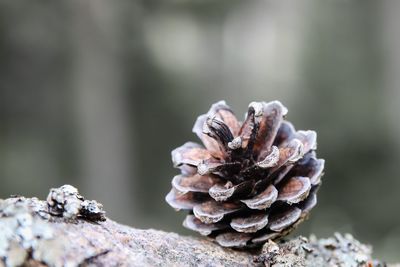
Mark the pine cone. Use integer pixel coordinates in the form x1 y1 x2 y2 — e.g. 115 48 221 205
166 101 324 248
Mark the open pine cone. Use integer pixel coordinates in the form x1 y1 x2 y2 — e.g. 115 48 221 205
166 101 324 248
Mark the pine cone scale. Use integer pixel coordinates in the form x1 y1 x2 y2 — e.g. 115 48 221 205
268 206 302 232
251 101 288 155
276 176 311 204
193 201 243 224
241 184 278 210
183 215 228 236
298 189 317 212
209 180 254 202
166 189 209 211
171 142 212 167
172 174 221 193
230 213 269 233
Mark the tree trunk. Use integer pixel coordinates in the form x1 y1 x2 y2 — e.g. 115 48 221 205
0 185 391 267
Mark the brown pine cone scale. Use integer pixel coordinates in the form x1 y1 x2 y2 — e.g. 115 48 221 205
166 100 324 248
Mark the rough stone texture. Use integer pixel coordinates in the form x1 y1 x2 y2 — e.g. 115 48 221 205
0 185 393 267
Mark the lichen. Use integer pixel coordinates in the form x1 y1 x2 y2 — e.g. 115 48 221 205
255 234 385 267
0 197 61 267
47 185 105 221
0 185 106 267
80 200 106 222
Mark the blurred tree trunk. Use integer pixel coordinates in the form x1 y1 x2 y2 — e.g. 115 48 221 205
68 0 136 223
382 0 400 137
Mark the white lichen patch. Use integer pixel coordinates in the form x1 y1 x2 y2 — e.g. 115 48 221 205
0 185 106 267
47 185 105 221
256 234 376 267
47 185 84 219
0 198 61 267
4 242 27 267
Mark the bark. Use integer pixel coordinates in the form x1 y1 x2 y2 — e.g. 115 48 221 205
0 185 390 267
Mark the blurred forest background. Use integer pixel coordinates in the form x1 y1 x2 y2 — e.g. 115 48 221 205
0 0 399 262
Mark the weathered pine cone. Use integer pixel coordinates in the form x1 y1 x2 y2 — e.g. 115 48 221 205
166 101 324 248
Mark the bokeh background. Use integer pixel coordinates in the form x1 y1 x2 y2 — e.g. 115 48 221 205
0 0 399 262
